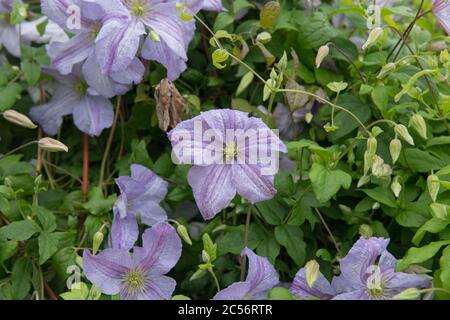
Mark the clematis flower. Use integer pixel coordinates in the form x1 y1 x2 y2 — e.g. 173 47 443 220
432 0 450 35
94 0 197 80
201 0 226 11
168 109 287 220
29 67 114 136
83 222 181 300
290 237 431 300
42 0 143 97
213 248 279 300
113 164 169 226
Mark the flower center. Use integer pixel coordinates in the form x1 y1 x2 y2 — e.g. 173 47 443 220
223 142 238 159
89 23 101 40
74 81 88 96
123 270 146 294
130 0 147 17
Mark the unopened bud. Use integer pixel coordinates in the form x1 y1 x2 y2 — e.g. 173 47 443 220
202 250 211 263
394 124 414 146
389 138 402 164
440 49 449 64
427 174 440 202
372 202 380 210
305 112 313 124
190 269 206 281
430 203 448 220
92 231 104 255
366 137 378 156
391 176 402 198
359 224 373 239
377 63 396 79
409 114 427 139
177 224 192 245
305 260 320 288
148 30 160 42
364 151 375 175
256 31 272 44
393 288 420 300
315 45 329 68
3 110 37 129
38 138 69 152
362 27 384 50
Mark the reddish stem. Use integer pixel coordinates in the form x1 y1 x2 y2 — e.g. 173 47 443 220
44 282 58 300
82 134 89 200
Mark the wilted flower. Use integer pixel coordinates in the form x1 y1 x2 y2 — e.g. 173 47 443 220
213 248 279 300
114 164 168 225
3 109 37 129
168 109 287 220
38 137 69 152
29 67 114 136
42 0 142 97
432 0 450 35
315 45 329 68
84 222 181 300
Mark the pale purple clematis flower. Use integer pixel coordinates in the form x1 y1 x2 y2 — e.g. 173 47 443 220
432 0 450 35
94 0 197 81
214 248 279 300
84 222 181 300
201 0 226 11
0 0 21 56
113 164 168 226
42 0 143 97
29 67 114 136
168 109 287 220
290 237 431 300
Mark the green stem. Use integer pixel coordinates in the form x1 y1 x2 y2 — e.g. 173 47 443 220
240 205 252 281
209 269 221 292
0 141 38 159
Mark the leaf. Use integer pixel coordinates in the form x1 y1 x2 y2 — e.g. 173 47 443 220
213 12 234 31
260 1 280 29
212 49 229 69
412 218 450 246
371 86 392 114
21 60 41 86
440 246 450 291
154 79 185 131
60 282 89 300
0 220 40 241
0 83 22 111
82 187 116 216
236 71 254 96
37 207 57 232
256 237 280 264
397 240 450 271
0 240 18 263
11 257 33 299
284 80 309 111
275 225 306 266
309 163 352 203
38 232 59 265
401 149 447 172
362 187 397 208
255 198 288 225
327 81 348 93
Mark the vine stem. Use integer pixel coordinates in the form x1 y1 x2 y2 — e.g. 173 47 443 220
209 269 221 292
0 141 38 159
240 205 252 281
36 83 46 174
82 134 89 201
314 208 340 254
99 96 122 189
327 42 367 83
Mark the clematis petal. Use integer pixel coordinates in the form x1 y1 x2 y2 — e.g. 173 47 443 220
110 58 145 85
96 18 145 74
130 164 168 201
41 0 95 31
1 25 21 57
234 164 276 204
111 212 139 251
332 290 367 300
385 272 431 292
202 0 226 11
72 95 114 136
187 165 236 220
134 222 182 275
243 248 279 298
29 84 77 135
48 32 94 75
136 275 176 300
213 282 252 300
83 248 132 295
291 267 337 300
379 250 397 271
432 0 450 35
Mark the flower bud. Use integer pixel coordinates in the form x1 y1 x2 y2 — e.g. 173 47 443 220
362 27 384 50
389 138 402 164
305 112 313 124
256 31 272 44
372 202 380 210
440 49 449 64
3 110 37 129
357 175 370 188
393 288 420 300
391 176 402 198
364 151 374 175
371 126 384 137
38 138 69 152
359 224 373 239
377 62 396 79
427 174 440 202
305 260 320 288
148 30 160 42
366 137 378 156
177 224 192 245
430 203 448 220
92 231 104 255
409 113 427 139
201 250 211 263
315 45 329 68
394 124 414 146
190 269 206 281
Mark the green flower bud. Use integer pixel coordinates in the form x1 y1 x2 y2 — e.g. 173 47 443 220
430 203 448 220
372 202 380 210
315 45 329 68
366 137 378 156
359 224 373 239
305 260 320 288
177 224 192 245
92 231 104 255
305 112 313 124
440 49 449 64
409 113 427 139
364 151 375 175
3 110 37 129
190 269 206 281
362 27 384 50
357 175 370 188
389 138 402 164
201 250 211 263
371 126 384 137
427 174 440 202
256 31 272 44
391 176 402 198
377 62 396 79
394 124 414 146
393 288 420 300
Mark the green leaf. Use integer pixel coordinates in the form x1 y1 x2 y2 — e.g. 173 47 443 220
260 1 280 29
38 232 59 265
10 2 28 24
255 198 288 225
60 282 89 300
11 257 33 299
213 12 234 31
310 163 352 203
256 237 280 264
37 207 57 232
401 149 447 172
275 225 306 266
0 220 40 241
0 240 18 263
21 60 41 86
412 218 450 246
236 71 254 96
82 187 116 216
397 240 450 271
371 86 392 114
440 246 450 291
362 187 397 208
0 83 22 111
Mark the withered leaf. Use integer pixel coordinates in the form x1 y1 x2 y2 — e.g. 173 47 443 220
154 79 185 131
284 80 309 111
